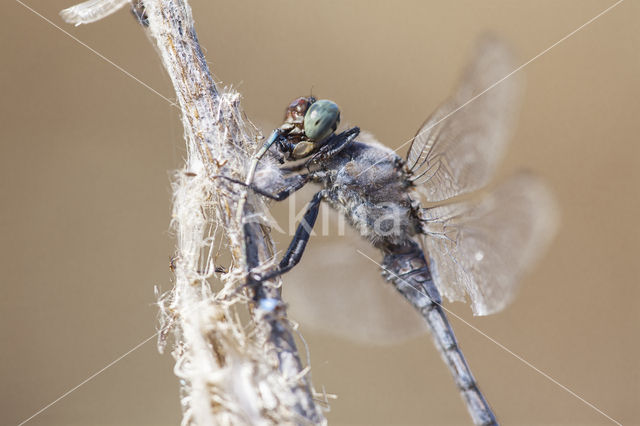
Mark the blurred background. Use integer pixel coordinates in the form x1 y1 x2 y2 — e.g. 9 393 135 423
1 1 638 424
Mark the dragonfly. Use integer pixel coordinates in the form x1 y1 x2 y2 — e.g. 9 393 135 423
223 38 558 425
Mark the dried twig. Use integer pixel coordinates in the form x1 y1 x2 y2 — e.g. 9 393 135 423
61 1 324 424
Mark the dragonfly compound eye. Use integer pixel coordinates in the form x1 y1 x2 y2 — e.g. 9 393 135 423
303 99 340 142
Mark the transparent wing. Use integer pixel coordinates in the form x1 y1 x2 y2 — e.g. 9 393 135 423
60 0 130 26
421 173 559 316
284 239 429 345
406 36 521 202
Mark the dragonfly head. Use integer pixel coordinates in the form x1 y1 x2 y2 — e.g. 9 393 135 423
277 97 341 160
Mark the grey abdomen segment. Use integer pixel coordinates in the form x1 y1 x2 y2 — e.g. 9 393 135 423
380 241 498 426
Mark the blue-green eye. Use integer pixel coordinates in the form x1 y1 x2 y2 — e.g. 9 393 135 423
303 100 340 142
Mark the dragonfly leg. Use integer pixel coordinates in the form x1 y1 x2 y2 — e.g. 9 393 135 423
214 173 309 201
251 190 325 282
304 127 360 167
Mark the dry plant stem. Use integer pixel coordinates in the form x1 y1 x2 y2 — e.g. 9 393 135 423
52 0 328 424
140 1 323 424
59 0 321 421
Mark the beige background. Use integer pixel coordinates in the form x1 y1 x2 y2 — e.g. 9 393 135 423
1 1 638 425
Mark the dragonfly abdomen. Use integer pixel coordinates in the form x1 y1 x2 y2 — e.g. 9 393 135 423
380 240 498 426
